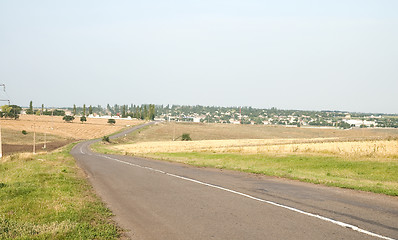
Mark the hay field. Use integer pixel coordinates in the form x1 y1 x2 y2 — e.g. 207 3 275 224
1 115 143 141
112 138 398 159
113 122 398 159
124 122 398 142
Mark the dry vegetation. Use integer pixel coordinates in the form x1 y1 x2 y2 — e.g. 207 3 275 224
1 115 143 141
113 138 398 159
124 122 398 142
0 115 143 155
113 122 398 159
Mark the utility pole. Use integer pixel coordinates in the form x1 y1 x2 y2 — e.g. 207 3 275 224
173 124 176 141
0 84 10 159
33 122 36 154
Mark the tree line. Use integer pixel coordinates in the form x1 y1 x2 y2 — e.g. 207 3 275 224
68 104 156 120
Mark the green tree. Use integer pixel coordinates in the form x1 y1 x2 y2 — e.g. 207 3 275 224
143 105 148 120
26 101 33 114
63 115 75 123
122 105 126 118
83 104 86 116
80 116 87 123
102 136 110 142
73 104 76 116
41 104 44 115
89 105 93 115
107 119 116 125
1 105 21 119
149 104 156 120
181 133 192 141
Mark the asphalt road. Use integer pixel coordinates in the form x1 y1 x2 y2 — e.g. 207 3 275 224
71 123 398 240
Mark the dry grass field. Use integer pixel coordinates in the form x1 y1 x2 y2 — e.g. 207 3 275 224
113 138 398 159
0 115 143 155
123 122 398 142
111 122 398 159
2 115 143 140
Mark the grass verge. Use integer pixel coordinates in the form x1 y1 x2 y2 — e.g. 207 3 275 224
146 152 398 196
0 144 121 239
93 139 398 196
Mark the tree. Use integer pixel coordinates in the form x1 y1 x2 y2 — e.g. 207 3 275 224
107 119 116 125
83 104 86 116
148 104 155 120
80 116 87 123
1 105 21 119
26 101 33 114
181 133 192 141
107 104 112 115
89 105 93 115
102 136 110 142
41 104 44 115
73 104 76 116
122 105 126 118
63 115 75 123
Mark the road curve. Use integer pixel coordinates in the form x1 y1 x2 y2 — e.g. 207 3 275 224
71 123 398 240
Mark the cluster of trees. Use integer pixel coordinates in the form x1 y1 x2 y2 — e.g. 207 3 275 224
67 103 156 121
0 105 21 119
105 104 156 120
26 101 65 116
376 118 398 128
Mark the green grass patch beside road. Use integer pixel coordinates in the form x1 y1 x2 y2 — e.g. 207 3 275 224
145 152 398 196
0 144 120 239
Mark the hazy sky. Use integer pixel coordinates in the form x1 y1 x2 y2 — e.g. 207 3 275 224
1 1 397 113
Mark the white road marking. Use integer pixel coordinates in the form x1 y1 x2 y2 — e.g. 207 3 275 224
97 154 395 240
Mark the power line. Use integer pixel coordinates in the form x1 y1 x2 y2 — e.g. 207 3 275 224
0 83 10 158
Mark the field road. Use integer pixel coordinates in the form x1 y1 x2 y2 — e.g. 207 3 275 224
71 123 398 240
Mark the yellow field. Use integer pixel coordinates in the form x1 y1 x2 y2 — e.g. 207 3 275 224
124 122 398 142
1 115 143 140
112 138 398 159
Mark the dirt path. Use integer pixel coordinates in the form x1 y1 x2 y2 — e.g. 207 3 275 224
3 139 76 155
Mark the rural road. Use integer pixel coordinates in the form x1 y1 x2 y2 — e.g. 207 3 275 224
71 122 398 240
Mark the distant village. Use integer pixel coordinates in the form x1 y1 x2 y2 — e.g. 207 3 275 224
15 103 398 129
154 105 398 129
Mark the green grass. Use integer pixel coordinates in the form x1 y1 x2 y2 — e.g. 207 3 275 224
2 128 67 145
91 139 398 196
145 152 398 196
0 144 121 239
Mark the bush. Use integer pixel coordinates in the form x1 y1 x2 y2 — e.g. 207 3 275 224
181 133 192 141
80 116 87 123
102 136 110 143
63 115 75 123
107 119 116 125
22 130 28 135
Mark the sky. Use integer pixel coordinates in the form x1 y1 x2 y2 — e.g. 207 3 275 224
1 0 397 114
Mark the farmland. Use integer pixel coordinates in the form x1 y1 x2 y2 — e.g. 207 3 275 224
0 115 145 238
100 122 398 195
0 115 143 155
117 121 398 142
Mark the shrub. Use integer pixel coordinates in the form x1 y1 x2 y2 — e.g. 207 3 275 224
107 119 116 125
102 136 110 143
181 133 192 141
80 116 87 123
22 130 28 135
63 115 75 123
